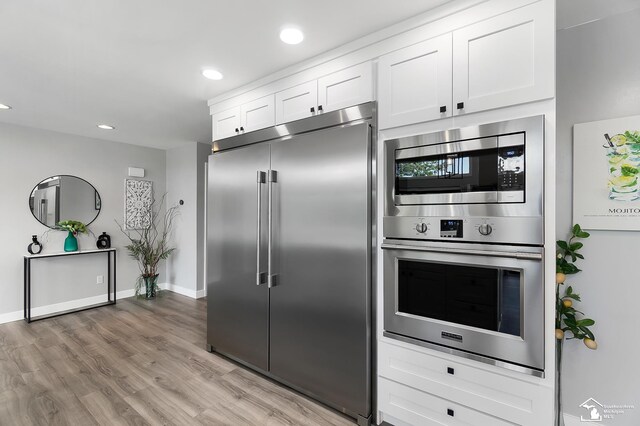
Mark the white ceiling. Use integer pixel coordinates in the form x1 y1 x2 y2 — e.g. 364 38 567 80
0 0 450 150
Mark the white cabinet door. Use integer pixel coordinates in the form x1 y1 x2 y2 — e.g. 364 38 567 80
275 81 318 124
378 33 452 129
212 106 241 141
317 62 373 113
240 94 275 133
452 0 553 115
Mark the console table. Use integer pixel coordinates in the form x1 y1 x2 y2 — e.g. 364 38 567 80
24 248 116 323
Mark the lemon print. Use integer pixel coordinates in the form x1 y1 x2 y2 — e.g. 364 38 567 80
609 175 637 187
611 134 627 146
608 155 626 164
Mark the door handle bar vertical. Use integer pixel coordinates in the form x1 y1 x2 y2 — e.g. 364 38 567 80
268 169 278 288
256 171 266 285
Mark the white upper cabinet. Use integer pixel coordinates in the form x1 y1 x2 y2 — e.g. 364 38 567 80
275 81 318 124
240 94 275 133
377 1 553 128
317 62 373 113
378 34 453 129
452 1 553 115
212 106 241 141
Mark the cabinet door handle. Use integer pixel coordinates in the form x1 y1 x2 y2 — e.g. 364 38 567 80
235 128 239 133
456 102 464 110
447 409 454 417
318 105 323 112
310 106 315 113
240 126 244 132
440 105 447 113
447 367 455 375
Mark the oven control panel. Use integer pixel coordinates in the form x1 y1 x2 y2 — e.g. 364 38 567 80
384 216 543 245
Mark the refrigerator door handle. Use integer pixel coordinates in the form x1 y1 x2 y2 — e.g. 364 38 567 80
268 169 278 288
256 171 267 285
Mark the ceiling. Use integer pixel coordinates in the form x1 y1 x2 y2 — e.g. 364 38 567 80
0 0 450 150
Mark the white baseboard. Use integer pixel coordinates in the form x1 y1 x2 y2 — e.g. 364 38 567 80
0 289 136 325
159 283 206 299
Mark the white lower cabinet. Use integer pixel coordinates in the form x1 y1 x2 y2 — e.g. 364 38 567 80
378 341 550 425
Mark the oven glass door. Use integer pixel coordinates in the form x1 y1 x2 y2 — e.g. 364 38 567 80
383 243 544 371
398 260 521 337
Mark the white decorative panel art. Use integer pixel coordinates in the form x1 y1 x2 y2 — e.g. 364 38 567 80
124 179 153 229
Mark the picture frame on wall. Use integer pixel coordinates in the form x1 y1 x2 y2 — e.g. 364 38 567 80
124 179 153 230
573 114 640 231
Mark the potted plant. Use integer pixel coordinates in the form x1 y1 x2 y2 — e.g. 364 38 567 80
57 220 88 252
117 195 179 299
555 224 598 426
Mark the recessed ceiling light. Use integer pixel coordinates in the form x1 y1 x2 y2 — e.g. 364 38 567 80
0 103 12 110
202 69 224 80
97 124 115 130
280 28 304 45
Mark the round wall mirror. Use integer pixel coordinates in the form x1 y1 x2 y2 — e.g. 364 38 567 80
29 175 101 228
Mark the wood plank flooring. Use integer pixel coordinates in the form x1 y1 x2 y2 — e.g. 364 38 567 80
0 292 354 425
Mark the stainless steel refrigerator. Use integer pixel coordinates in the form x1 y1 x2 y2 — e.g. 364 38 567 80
206 102 374 425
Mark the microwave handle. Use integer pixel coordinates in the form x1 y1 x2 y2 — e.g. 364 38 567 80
395 136 497 161
381 243 542 260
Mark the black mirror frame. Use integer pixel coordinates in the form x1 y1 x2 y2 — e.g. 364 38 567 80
28 174 102 229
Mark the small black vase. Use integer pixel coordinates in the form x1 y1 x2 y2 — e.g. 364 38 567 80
97 232 111 249
27 235 42 255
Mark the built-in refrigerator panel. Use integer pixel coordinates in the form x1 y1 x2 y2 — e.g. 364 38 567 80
207 142 270 371
268 122 372 417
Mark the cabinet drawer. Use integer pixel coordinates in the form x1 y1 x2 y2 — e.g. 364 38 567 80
379 377 515 426
379 341 547 425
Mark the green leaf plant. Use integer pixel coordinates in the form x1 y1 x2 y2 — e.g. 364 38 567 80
116 194 179 297
556 224 598 350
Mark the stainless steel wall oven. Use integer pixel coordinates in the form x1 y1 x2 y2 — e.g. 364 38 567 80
382 116 545 376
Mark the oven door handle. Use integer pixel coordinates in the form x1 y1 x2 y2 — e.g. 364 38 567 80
381 243 542 260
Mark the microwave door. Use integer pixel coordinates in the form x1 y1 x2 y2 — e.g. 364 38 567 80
394 137 499 205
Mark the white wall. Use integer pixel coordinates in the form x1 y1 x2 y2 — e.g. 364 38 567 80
165 142 210 298
557 4 640 425
0 122 166 321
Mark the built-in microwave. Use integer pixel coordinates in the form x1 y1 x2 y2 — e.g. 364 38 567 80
384 116 544 245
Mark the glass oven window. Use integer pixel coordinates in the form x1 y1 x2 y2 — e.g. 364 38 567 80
397 260 521 337
395 148 498 195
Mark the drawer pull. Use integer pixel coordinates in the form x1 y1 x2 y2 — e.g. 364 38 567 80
440 105 447 113
447 367 455 375
457 102 464 110
447 408 455 417
310 106 315 113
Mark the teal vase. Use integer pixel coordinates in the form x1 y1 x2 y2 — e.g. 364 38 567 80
143 274 159 299
64 231 78 252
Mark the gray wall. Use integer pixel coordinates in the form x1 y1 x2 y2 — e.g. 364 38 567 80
557 4 640 424
165 142 210 295
0 122 166 315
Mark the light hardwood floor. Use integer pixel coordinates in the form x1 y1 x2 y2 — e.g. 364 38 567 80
0 292 354 425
